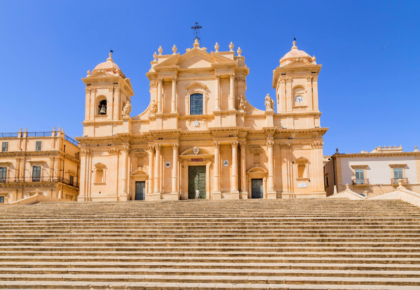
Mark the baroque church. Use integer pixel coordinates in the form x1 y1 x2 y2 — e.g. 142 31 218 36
76 39 327 202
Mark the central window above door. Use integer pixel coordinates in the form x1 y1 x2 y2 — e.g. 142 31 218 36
190 93 203 115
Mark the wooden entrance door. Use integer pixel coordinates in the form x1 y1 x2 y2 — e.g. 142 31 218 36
135 181 146 201
251 179 263 199
188 166 206 199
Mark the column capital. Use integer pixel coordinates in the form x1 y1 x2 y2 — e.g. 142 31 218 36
155 144 162 151
157 78 163 84
306 76 313 82
285 77 293 83
215 74 220 79
213 141 220 148
108 148 120 155
229 73 236 79
267 140 275 148
172 143 179 148
231 141 238 148
312 76 318 82
171 77 177 82
239 141 247 147
122 145 130 153
147 145 155 152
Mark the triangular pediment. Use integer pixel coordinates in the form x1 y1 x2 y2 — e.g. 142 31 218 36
154 48 236 70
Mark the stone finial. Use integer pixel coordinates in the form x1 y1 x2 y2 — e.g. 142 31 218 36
107 53 113 62
87 70 91 76
292 39 298 50
336 148 339 153
153 52 157 61
397 179 405 189
345 183 349 190
172 45 177 55
52 127 55 131
229 42 234 52
312 55 316 64
158 46 163 55
24 128 27 132
414 146 419 152
193 39 200 48
237 47 242 56
19 128 22 132
214 42 219 52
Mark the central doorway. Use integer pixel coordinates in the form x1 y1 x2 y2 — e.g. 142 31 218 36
135 181 146 200
251 179 263 199
188 166 206 199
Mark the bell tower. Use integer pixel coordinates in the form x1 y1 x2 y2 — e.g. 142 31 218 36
272 40 322 129
81 52 134 137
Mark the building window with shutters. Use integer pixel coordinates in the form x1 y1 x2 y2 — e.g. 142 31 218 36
355 169 365 184
393 168 404 184
32 166 41 182
0 196 4 203
0 167 6 182
1 142 8 152
190 93 203 115
35 141 42 151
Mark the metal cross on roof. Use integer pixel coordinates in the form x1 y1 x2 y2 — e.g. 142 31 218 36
191 22 202 42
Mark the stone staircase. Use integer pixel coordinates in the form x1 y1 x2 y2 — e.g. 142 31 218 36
0 199 420 289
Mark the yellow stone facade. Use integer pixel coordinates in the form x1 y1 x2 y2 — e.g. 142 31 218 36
0 128 80 203
77 40 327 202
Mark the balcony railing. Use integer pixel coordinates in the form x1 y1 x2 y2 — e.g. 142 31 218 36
0 132 19 138
352 179 369 186
0 176 78 188
392 178 408 185
27 132 51 137
65 135 79 146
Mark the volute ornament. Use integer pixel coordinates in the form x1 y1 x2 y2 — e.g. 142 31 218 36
149 100 157 116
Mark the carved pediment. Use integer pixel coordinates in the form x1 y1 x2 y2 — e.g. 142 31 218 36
247 166 268 174
249 145 263 154
180 147 211 156
131 169 148 176
186 82 208 91
154 48 236 70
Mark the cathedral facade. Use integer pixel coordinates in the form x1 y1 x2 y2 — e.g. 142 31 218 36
76 39 327 202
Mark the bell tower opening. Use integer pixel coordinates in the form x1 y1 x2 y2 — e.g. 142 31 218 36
98 100 107 115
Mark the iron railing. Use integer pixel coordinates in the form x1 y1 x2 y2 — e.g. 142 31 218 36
65 135 79 146
0 176 78 188
0 133 19 138
27 132 51 137
352 178 369 185
392 178 408 185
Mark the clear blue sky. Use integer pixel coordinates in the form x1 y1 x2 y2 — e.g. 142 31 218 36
0 0 419 155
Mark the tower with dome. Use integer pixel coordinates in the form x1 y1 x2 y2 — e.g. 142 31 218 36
76 39 327 202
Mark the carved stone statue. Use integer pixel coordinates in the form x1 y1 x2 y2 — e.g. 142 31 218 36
150 100 157 115
238 95 246 111
265 94 274 111
122 100 132 117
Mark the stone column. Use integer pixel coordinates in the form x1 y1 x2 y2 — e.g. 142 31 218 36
148 145 154 195
154 144 161 193
286 78 293 112
157 78 163 113
213 142 220 193
172 143 179 194
312 76 319 111
240 142 247 197
278 79 286 113
171 77 177 113
229 74 235 110
306 76 313 111
121 145 130 196
231 141 239 193
267 140 275 193
215 74 220 110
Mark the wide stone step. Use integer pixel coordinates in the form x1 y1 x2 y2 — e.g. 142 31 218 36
3 261 420 271
1 255 419 264
1 267 420 278
0 250 419 259
1 273 420 286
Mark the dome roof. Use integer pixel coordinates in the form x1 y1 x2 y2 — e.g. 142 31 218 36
280 40 314 67
93 53 120 71
91 53 125 78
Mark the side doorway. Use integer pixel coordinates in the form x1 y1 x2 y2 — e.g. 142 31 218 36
251 179 263 199
135 181 146 201
188 166 206 199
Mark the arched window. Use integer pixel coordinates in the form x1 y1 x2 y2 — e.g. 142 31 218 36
98 100 107 115
190 93 203 115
